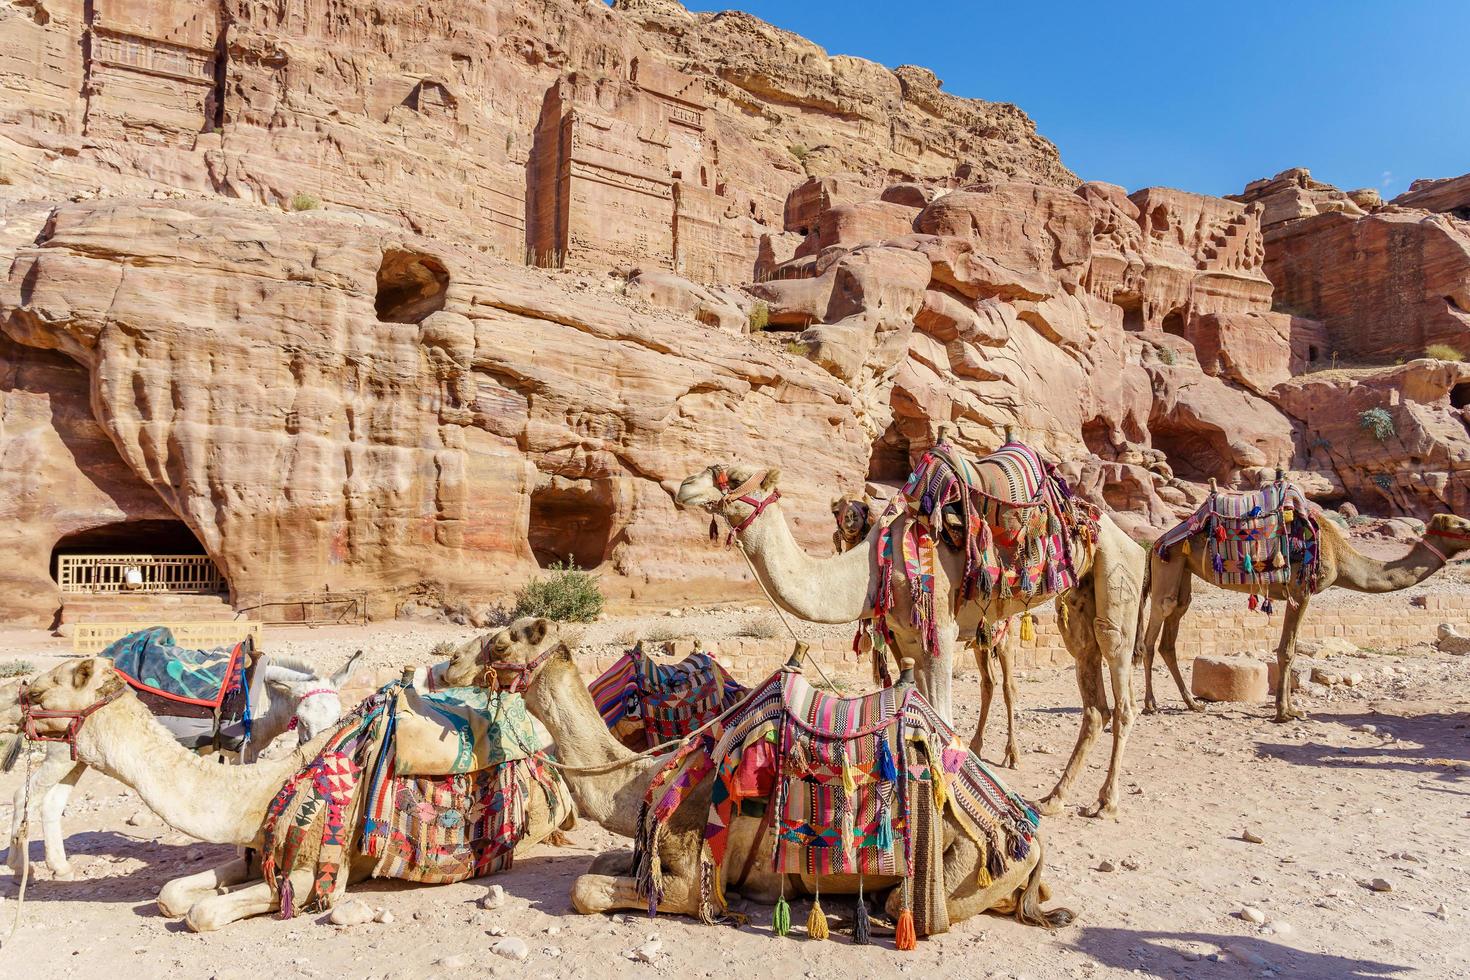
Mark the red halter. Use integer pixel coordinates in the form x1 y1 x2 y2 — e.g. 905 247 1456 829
710 466 780 545
20 681 126 761
486 644 562 693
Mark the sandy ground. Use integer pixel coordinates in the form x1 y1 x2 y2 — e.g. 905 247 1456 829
3 588 1470 979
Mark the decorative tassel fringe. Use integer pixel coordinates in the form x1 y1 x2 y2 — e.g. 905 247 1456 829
806 894 829 940
895 908 917 951
852 886 872 945
1019 612 1036 642
876 737 898 782
1214 523 1226 543
1247 594 1259 611
1181 538 1191 556
772 895 791 937
1282 506 1295 524
1212 553 1225 576
1242 553 1254 574
708 516 719 542
277 878 294 920
1262 598 1274 615
1271 549 1285 569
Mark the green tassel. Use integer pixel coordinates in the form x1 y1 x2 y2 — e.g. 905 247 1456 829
772 894 791 936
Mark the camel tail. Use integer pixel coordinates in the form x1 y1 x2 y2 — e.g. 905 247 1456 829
1131 548 1154 668
1015 839 1075 929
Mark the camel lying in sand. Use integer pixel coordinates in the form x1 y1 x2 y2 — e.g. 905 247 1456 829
6 651 360 879
0 658 565 931
440 617 1074 930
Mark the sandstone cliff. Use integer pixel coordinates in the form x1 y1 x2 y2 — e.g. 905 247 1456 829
1 0 1465 626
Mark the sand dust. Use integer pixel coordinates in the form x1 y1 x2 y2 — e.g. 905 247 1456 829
2 598 1469 979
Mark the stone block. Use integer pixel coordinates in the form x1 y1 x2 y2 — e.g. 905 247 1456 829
1191 655 1269 703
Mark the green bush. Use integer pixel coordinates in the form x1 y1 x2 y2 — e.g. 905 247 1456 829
1358 407 1395 442
290 193 320 212
787 143 809 162
1425 343 1464 362
748 301 770 333
513 561 604 622
1157 346 1177 365
0 660 34 678
783 339 809 356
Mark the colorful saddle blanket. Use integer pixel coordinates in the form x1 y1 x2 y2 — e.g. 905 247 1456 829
867 439 1097 663
102 626 257 752
261 681 571 916
589 646 745 748
1154 482 1321 590
390 685 538 775
632 668 1038 937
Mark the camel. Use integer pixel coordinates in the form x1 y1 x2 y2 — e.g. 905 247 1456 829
831 493 873 553
5 651 361 879
831 500 1022 769
676 463 1146 816
0 657 566 931
442 617 1073 930
1138 512 1470 721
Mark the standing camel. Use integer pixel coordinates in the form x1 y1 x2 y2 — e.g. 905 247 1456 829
0 657 567 931
1139 511 1470 720
675 462 1145 817
440 617 1073 930
6 651 361 879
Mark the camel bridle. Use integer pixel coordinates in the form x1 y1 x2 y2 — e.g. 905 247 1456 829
19 680 125 761
485 642 564 693
707 465 780 545
1421 525 1470 566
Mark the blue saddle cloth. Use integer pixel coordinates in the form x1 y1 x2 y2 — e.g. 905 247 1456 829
103 626 247 709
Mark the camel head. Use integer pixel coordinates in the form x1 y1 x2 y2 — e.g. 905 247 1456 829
676 464 781 534
262 649 365 744
832 493 871 541
1425 513 1470 559
4 658 127 739
439 617 570 690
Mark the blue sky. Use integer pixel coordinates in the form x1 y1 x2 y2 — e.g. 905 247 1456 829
679 1 1470 198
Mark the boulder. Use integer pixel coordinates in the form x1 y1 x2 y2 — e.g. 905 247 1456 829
1190 655 1268 703
1437 623 1470 655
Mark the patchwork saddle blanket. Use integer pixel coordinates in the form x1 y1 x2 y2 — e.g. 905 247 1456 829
866 439 1097 664
632 668 1038 937
589 646 745 748
1154 481 1321 590
102 627 258 752
261 681 571 915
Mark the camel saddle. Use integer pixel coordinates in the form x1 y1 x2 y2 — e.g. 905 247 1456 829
101 626 259 752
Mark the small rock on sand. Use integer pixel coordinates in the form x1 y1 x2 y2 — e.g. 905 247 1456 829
1239 906 1267 925
374 909 394 924
491 938 529 961
1363 878 1394 893
436 954 469 969
1242 829 1264 844
1096 860 1116 873
634 939 662 963
327 899 375 926
480 884 506 910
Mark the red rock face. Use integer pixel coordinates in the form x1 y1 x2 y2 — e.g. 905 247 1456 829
0 3 1463 623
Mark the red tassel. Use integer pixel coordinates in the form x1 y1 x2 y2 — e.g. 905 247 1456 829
894 908 917 950
1247 594 1259 611
1214 524 1226 543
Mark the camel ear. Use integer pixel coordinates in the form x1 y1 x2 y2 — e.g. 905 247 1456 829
831 497 842 513
72 659 96 688
524 618 549 647
762 469 780 491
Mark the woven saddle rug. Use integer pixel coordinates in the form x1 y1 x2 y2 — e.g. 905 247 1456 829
1153 482 1321 590
632 668 1038 937
589 647 746 749
260 681 571 916
102 627 257 751
867 439 1097 664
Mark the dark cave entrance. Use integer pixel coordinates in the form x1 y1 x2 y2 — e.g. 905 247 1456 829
527 476 616 570
50 519 223 593
867 420 914 482
376 249 449 323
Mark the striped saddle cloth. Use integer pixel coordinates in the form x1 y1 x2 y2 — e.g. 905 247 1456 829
1154 482 1321 588
589 645 745 748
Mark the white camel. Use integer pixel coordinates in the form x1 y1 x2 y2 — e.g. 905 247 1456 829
5 651 360 879
676 463 1146 816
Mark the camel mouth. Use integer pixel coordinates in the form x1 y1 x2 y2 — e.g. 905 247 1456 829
674 478 712 511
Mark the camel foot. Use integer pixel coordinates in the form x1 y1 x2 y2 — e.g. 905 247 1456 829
1080 798 1118 820
1032 794 1066 818
1002 748 1020 770
1141 702 1158 716
1273 708 1307 723
49 864 75 881
1185 699 1205 713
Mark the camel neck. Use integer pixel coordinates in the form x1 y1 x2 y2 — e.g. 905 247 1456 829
524 659 669 840
734 500 873 623
1334 533 1452 593
74 696 317 846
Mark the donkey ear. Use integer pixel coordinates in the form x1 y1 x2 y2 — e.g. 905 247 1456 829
331 650 364 688
761 469 781 491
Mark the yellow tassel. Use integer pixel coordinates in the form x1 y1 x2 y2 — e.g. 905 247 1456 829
1181 539 1191 556
806 895 829 940
1020 612 1036 642
841 763 858 795
1058 603 1068 630
932 769 948 811
1283 506 1295 524
975 841 992 887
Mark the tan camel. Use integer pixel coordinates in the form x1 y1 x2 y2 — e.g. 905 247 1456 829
676 464 1145 816
1138 512 1470 721
6 651 361 879
0 657 565 931
441 617 1073 930
830 502 1022 769
831 494 873 553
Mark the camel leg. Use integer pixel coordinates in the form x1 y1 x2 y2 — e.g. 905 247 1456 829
571 872 701 918
895 618 959 725
972 642 994 757
1086 615 1137 818
1156 571 1199 711
158 855 256 918
1274 594 1311 723
587 848 635 876
183 865 300 932
999 632 1020 769
6 746 82 878
1035 594 1106 816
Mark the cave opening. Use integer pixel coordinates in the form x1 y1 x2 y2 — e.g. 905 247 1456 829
867 420 914 482
376 249 449 323
1148 423 1232 485
527 476 615 570
1082 416 1114 459
51 519 223 593
1161 309 1187 337
1451 383 1470 410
